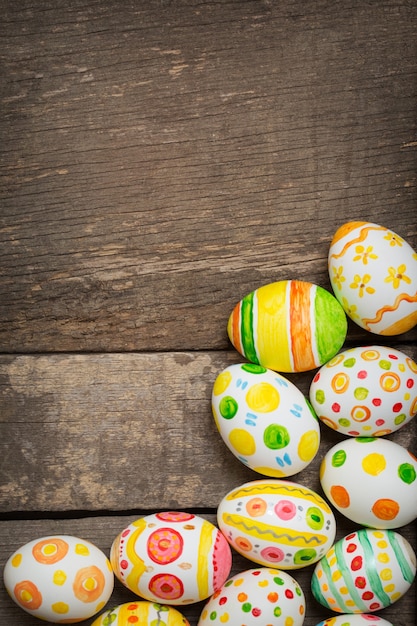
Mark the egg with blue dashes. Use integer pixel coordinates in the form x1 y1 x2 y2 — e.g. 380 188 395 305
212 363 320 477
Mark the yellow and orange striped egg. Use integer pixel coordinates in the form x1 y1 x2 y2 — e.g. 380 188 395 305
110 512 232 605
328 221 417 335
91 601 190 625
227 280 347 373
3 535 114 623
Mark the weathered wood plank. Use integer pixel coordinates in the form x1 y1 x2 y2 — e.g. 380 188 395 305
1 0 416 353
1 349 416 513
0 515 415 626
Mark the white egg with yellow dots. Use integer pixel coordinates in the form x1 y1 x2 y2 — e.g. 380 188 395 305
212 362 321 477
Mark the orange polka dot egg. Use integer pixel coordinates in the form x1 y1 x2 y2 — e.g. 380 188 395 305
3 534 114 623
212 363 320 477
217 479 336 570
110 512 232 605
309 345 417 437
197 568 305 626
320 437 417 529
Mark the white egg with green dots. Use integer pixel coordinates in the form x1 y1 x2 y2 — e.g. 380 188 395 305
212 362 320 477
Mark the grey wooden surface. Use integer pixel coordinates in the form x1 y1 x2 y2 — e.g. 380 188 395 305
1 1 416 624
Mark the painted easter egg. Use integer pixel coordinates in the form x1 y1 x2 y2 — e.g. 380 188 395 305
320 437 417 529
110 512 232 605
3 535 114 623
311 528 416 613
315 616 393 626
227 279 347 373
91 601 190 625
217 479 336 569
212 362 320 477
197 568 305 626
309 345 417 436
328 221 417 335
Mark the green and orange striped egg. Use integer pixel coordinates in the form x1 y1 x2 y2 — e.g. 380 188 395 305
227 280 348 373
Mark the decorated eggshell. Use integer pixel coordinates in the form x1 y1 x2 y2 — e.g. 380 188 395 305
212 362 320 477
110 512 232 605
3 535 114 623
309 345 417 436
320 437 417 529
311 528 416 613
315 615 393 625
328 221 417 335
217 479 336 569
197 568 305 626
91 601 190 625
227 279 347 373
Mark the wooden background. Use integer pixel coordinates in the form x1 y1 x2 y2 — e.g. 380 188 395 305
0 1 416 624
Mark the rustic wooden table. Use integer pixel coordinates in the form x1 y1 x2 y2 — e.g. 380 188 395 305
1 1 416 624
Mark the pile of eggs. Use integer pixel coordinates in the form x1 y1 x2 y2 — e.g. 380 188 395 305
3 221 417 625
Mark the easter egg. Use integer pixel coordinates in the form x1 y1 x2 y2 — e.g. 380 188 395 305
217 479 336 569
212 362 320 477
311 528 416 613
328 221 417 335
3 535 114 623
309 345 417 436
197 568 305 626
227 279 347 373
110 512 232 605
91 601 190 625
320 437 417 529
314 616 393 626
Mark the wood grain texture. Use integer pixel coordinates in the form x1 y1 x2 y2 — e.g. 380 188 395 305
1 1 416 624
1 0 416 352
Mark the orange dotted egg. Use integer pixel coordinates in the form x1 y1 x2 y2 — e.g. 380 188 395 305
3 535 114 623
320 438 417 529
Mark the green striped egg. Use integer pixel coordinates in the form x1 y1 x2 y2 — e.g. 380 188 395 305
227 280 347 373
311 528 416 613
